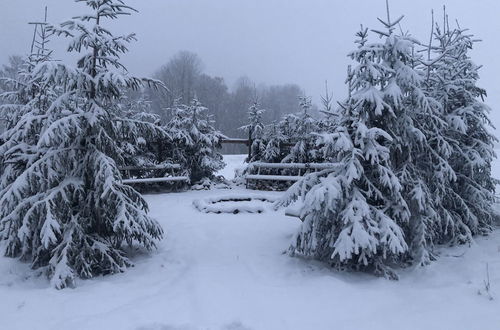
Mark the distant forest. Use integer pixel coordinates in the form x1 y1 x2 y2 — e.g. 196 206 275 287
143 51 318 153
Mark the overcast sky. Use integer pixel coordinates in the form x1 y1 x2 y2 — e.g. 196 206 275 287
1 0 499 128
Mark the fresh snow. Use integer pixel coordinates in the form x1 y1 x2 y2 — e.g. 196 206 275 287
248 162 339 169
0 186 499 330
122 176 190 184
193 193 279 214
216 154 247 180
245 174 302 182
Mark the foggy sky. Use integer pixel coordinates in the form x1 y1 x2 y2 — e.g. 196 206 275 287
1 0 499 128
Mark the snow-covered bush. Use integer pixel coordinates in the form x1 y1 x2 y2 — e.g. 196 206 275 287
165 98 225 183
0 0 164 289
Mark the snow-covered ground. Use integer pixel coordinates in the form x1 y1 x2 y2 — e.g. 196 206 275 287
216 154 247 180
0 156 500 330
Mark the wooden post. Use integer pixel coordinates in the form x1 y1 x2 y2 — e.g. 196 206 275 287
247 128 253 161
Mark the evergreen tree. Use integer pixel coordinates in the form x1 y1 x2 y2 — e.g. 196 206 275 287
261 121 286 163
117 92 165 171
0 0 164 288
368 13 453 267
281 96 319 163
0 55 25 124
278 25 410 277
0 17 52 134
318 81 338 134
279 5 497 275
121 92 161 125
165 98 225 183
426 18 497 245
240 100 266 162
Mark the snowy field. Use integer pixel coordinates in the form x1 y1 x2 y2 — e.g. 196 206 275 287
0 155 499 330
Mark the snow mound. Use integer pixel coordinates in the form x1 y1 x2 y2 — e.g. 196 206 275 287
193 193 278 214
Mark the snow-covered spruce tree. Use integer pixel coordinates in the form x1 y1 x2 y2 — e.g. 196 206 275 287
426 19 497 243
164 99 190 168
240 100 266 162
0 17 53 134
0 14 56 202
0 0 164 289
121 92 161 125
282 96 319 163
0 56 26 133
165 98 225 183
261 121 286 163
277 26 411 277
0 57 44 137
317 81 339 133
117 91 165 171
365 14 455 266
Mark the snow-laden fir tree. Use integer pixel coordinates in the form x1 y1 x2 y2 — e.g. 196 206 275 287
121 92 161 125
261 121 287 163
281 96 319 164
165 98 225 183
240 100 266 162
0 10 57 195
425 18 497 245
0 0 164 289
317 81 339 135
0 56 25 129
381 29 452 266
117 92 165 171
277 25 411 277
0 14 53 134
0 57 41 134
359 11 456 267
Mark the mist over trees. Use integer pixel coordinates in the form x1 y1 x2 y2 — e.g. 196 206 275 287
146 51 313 153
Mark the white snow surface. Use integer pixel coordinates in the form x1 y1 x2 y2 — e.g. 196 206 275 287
0 186 500 330
193 193 279 214
216 154 247 180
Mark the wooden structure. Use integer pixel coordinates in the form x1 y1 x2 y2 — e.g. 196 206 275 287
220 138 295 160
220 138 251 145
245 162 339 190
118 163 189 186
221 138 251 159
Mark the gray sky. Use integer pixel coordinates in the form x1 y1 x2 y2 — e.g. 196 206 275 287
1 0 499 128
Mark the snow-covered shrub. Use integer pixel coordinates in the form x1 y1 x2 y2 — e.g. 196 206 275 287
0 0 164 289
